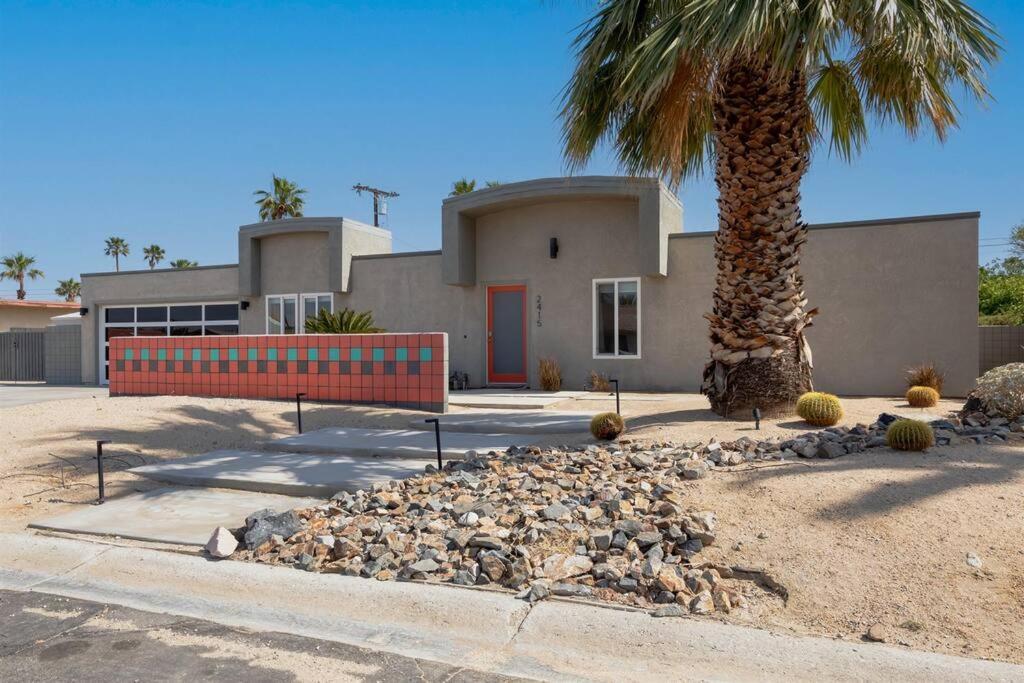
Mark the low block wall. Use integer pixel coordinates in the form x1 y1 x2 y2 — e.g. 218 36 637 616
979 326 1024 375
108 333 449 412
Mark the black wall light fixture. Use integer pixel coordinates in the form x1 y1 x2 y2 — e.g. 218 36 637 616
240 300 250 310
79 306 88 316
549 237 559 259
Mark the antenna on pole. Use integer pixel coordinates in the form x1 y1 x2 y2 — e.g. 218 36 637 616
352 183 399 228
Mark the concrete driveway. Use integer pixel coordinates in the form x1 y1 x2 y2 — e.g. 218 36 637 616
0 383 107 410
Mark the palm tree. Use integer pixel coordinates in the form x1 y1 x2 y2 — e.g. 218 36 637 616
55 278 81 302
169 259 198 269
484 180 502 188
450 178 477 195
143 244 165 269
254 175 307 221
562 1 999 416
104 237 130 272
0 252 44 300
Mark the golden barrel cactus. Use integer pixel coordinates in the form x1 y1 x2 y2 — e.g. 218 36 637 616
590 412 625 441
886 419 935 451
796 392 843 427
906 385 940 408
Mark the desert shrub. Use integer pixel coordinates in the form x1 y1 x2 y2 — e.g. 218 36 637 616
973 363 1024 419
304 308 383 334
538 357 562 392
590 412 625 440
886 419 935 451
905 363 944 393
586 370 611 392
795 392 843 427
906 385 940 408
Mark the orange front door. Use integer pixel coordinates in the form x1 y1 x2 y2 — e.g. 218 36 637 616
487 285 527 384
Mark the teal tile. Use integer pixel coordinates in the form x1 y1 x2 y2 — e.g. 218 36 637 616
191 348 202 361
350 348 362 361
268 348 278 361
328 348 340 361
157 348 167 361
396 347 408 361
228 348 238 361
307 348 318 361
174 348 184 361
372 347 385 362
287 348 298 361
140 348 149 360
210 349 220 361
419 347 432 361
247 348 258 361
124 348 134 360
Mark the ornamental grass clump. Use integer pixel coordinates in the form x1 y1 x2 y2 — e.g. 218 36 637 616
906 363 944 394
906 386 940 408
886 419 935 451
795 392 843 427
538 358 562 392
590 412 625 441
973 363 1024 419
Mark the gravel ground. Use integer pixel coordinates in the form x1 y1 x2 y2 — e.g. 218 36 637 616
1 392 1021 665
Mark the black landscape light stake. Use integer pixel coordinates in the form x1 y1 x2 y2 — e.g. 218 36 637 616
95 440 111 504
424 418 443 470
295 392 307 434
753 407 762 431
610 378 620 415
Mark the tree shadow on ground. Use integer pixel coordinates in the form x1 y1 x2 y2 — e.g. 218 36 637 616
721 445 1024 521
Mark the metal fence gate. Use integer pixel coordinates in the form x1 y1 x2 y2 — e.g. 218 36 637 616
0 329 45 381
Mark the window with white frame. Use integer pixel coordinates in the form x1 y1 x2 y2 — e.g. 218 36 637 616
301 293 333 328
593 278 640 358
266 293 333 334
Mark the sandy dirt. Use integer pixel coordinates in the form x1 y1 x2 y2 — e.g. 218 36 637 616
1 391 1021 665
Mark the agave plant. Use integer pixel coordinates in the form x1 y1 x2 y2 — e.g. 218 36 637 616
561 0 999 416
304 307 384 334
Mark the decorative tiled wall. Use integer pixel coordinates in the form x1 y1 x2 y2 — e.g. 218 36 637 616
108 333 448 413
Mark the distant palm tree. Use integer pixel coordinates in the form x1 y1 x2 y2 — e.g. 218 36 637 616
0 252 44 300
562 0 999 416
169 259 198 269
104 237 130 272
449 178 476 195
143 244 165 269
484 180 502 188
254 175 307 221
55 278 81 302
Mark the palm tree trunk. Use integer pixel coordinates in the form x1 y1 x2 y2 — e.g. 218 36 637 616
17 275 25 300
701 62 817 417
115 255 120 272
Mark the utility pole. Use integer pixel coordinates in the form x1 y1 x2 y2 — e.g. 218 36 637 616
351 184 399 228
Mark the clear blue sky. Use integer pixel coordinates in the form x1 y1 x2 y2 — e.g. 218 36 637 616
1 1 1021 299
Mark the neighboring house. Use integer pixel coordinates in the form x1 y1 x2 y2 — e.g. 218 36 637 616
0 299 79 333
79 176 979 395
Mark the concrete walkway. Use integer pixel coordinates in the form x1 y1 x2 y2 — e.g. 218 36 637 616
448 390 586 409
2 532 1020 682
0 383 107 410
130 451 432 498
29 487 318 545
412 411 594 434
266 427 531 459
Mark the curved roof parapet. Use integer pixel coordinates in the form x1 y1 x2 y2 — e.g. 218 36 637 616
441 176 683 285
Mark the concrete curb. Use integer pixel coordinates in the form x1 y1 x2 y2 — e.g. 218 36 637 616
1 532 1021 682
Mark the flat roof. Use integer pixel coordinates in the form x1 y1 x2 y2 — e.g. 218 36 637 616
81 263 239 278
0 298 79 309
668 211 980 239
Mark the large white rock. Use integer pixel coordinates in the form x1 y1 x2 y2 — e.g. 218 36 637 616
205 526 238 558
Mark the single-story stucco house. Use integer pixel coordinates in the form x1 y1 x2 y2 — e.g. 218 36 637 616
80 176 979 396
0 299 79 332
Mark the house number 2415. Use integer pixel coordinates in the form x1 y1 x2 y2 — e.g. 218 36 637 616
536 295 543 327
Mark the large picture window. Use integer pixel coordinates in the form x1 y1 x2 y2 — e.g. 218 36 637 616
593 277 640 358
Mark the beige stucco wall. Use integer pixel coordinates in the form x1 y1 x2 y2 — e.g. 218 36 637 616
242 232 330 334
0 306 73 332
343 207 978 397
79 265 239 384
